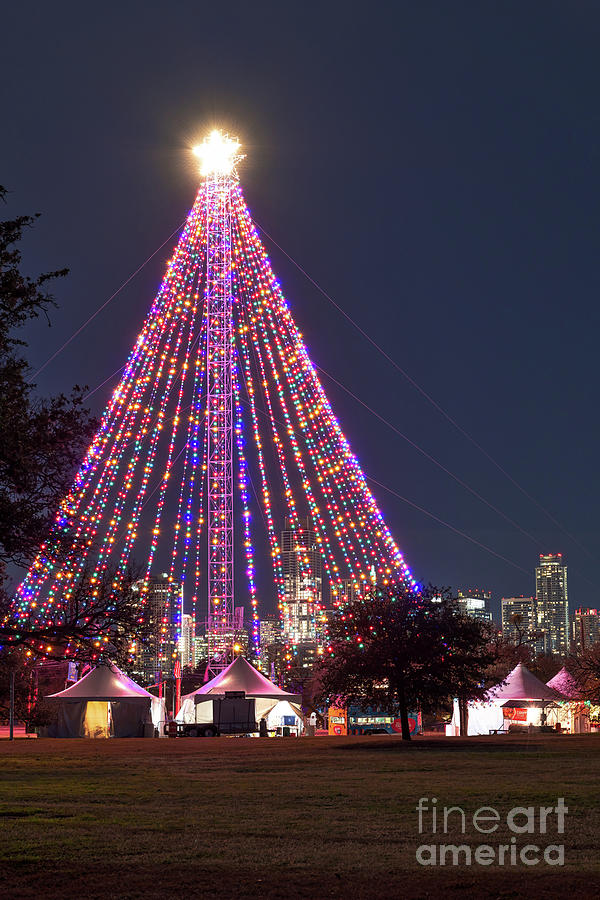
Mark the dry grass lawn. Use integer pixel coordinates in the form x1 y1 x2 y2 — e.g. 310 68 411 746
1 734 599 898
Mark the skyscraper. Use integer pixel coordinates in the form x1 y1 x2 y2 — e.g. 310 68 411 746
571 608 600 653
535 554 569 655
280 517 322 645
180 613 195 670
457 589 493 623
260 614 283 648
331 578 362 608
259 614 284 679
193 632 209 669
131 574 182 684
501 597 537 646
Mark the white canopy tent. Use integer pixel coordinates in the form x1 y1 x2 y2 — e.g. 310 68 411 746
46 662 166 738
446 662 565 736
177 656 303 732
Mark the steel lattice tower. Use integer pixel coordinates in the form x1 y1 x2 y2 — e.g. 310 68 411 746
201 134 243 678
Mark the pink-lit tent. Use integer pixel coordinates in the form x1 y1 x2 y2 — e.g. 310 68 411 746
546 668 590 733
546 667 583 699
176 656 302 731
46 662 165 738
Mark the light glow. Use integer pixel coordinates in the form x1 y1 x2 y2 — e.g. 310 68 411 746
193 130 242 177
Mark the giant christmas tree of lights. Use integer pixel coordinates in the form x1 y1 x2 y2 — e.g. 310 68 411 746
14 131 416 674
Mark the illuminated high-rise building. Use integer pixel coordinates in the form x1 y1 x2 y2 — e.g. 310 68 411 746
536 554 569 655
571 608 600 653
180 613 195 669
280 517 322 645
457 588 493 623
260 614 283 648
258 614 284 678
331 578 362 608
132 574 182 684
193 632 209 669
501 597 537 646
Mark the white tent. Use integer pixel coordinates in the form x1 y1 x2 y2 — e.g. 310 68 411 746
177 656 303 731
486 662 564 703
46 662 166 738
446 662 565 736
546 668 590 733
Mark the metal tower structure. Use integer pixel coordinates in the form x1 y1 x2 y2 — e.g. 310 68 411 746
197 132 244 678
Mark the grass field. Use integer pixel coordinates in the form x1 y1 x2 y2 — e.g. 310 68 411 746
1 734 599 898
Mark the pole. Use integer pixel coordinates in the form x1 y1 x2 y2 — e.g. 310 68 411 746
173 659 182 718
9 669 15 741
205 163 235 679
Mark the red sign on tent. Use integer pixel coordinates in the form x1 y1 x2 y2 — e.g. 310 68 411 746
503 707 527 722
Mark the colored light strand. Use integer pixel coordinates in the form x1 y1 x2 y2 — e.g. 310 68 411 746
12 175 416 671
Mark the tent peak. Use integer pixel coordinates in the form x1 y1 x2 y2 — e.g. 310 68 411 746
182 655 301 702
486 661 565 702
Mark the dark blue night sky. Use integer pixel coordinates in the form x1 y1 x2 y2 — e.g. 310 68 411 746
3 2 599 619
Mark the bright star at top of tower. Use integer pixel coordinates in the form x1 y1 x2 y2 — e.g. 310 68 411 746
193 130 243 177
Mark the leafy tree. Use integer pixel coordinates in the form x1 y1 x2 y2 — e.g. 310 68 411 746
527 652 562 684
0 185 96 579
0 187 146 666
2 561 147 661
568 645 600 702
483 627 563 689
0 649 34 725
482 631 532 687
313 584 495 740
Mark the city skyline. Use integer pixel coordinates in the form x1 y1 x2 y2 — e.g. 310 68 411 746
137 544 581 632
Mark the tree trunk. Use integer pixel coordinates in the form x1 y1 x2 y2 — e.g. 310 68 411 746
397 681 411 741
458 697 468 737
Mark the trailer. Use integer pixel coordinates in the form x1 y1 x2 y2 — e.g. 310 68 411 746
167 691 258 737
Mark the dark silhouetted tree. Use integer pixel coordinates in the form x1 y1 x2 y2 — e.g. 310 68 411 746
0 187 146 663
313 584 495 740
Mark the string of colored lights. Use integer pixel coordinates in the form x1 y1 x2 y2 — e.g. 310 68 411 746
241 305 332 659
265 303 385 580
268 290 405 582
14 189 206 625
138 283 204 588
234 284 286 614
169 301 208 602
233 255 336 620
12 171 418 670
260 247 415 586
231 248 309 568
15 273 171 617
66 220 201 594
232 186 415 589
235 282 315 641
232 352 259 653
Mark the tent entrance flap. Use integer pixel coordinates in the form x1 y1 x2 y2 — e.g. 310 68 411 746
83 701 110 739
